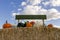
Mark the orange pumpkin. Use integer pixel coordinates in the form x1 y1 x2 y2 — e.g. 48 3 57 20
26 21 32 27
3 21 12 28
47 24 53 28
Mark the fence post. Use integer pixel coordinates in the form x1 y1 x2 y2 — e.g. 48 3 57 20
18 19 19 23
42 19 45 27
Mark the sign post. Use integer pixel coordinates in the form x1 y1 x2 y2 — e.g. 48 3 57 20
15 15 47 27
42 19 44 27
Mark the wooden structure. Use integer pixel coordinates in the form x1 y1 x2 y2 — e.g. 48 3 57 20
15 15 47 27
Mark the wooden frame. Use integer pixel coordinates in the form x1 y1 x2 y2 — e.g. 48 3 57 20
15 15 47 27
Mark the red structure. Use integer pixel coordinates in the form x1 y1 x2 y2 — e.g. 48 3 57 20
3 20 12 28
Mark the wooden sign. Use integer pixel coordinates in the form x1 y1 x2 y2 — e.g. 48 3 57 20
15 15 47 20
15 15 47 27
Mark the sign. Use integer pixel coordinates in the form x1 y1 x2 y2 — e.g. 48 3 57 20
15 15 47 19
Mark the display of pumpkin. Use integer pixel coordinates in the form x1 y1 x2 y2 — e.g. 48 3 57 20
26 21 32 27
30 21 35 26
47 24 53 28
3 20 12 28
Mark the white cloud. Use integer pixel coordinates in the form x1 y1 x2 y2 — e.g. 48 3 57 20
18 8 22 11
12 13 17 17
27 0 42 5
11 12 21 21
12 13 20 17
42 1 50 6
13 5 60 21
21 2 27 6
53 25 60 28
47 8 60 20
22 5 42 15
38 8 60 20
49 8 58 13
50 0 60 6
12 0 60 21
42 0 60 6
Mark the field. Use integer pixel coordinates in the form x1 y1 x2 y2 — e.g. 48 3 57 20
0 27 60 40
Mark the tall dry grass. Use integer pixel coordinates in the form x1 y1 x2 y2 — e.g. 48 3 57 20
0 26 60 40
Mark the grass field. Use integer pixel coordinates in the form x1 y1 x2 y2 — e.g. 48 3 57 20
0 27 60 40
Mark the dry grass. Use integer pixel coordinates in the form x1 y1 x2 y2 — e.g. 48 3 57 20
0 26 60 40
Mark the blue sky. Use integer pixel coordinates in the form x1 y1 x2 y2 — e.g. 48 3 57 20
0 0 60 28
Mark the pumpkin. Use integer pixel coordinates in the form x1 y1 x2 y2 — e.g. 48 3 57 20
26 21 32 27
3 21 12 28
30 21 35 27
30 21 35 25
47 24 53 28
